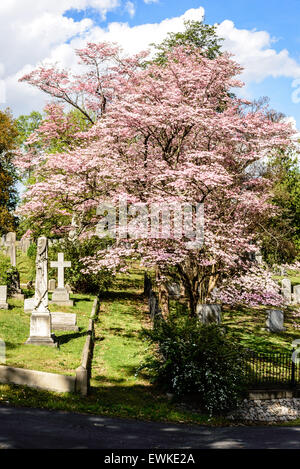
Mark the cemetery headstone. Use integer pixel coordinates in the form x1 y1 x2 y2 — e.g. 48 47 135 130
25 237 57 347
266 309 285 332
51 312 79 332
48 279 56 292
0 286 8 310
282 278 292 303
196 304 222 324
294 285 300 305
24 297 35 313
167 282 181 299
149 291 160 321
50 253 73 307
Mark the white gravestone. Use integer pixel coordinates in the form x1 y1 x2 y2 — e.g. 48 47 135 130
293 285 300 305
48 279 56 292
266 309 285 332
282 278 292 304
51 312 79 332
0 286 8 310
25 237 57 347
50 253 73 307
196 304 222 324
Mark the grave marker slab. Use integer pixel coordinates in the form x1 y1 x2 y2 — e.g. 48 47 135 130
0 286 8 310
266 309 285 332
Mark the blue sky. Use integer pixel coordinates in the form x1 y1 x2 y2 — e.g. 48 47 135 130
66 0 300 127
63 0 300 127
1 1 300 129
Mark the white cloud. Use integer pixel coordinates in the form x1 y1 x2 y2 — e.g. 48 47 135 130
218 20 300 83
143 0 159 3
125 1 136 18
2 3 300 119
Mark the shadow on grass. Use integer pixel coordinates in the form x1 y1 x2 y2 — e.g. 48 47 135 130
57 331 87 345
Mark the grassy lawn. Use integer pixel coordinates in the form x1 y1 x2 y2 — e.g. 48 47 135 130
0 294 94 375
0 257 300 425
222 305 300 354
0 266 224 425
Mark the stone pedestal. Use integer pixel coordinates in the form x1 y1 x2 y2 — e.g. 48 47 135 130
25 312 57 347
50 288 74 307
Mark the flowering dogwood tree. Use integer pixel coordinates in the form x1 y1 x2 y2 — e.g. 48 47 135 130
16 42 295 315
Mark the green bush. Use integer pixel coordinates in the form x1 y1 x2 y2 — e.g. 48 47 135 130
48 236 113 294
140 312 247 415
0 252 20 293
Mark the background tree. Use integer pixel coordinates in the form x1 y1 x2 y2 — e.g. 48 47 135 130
0 108 18 235
152 20 223 64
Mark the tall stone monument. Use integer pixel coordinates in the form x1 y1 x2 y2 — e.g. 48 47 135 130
5 232 24 300
50 253 73 307
25 237 57 347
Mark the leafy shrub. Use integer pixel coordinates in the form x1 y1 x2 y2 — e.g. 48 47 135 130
0 252 20 293
48 236 114 294
140 312 247 415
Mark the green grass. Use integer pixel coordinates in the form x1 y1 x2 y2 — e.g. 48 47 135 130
0 294 94 375
0 266 225 425
222 304 300 354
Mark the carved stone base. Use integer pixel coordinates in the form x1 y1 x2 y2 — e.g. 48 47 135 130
25 335 58 347
0 303 8 310
25 312 58 347
50 288 74 307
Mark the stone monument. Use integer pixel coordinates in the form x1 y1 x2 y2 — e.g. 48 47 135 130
25 237 57 347
50 253 73 307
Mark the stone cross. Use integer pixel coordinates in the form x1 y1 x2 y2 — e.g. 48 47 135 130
50 253 71 289
5 232 16 267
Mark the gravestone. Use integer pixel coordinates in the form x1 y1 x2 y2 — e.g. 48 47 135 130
65 284 73 294
266 309 285 332
196 304 222 324
51 312 79 332
48 279 56 292
5 232 16 267
50 253 73 307
282 278 292 303
167 283 181 299
5 232 24 300
294 285 300 305
25 237 57 347
149 291 160 320
24 297 35 313
0 286 8 310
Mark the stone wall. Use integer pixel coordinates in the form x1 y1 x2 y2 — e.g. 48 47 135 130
228 397 300 422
